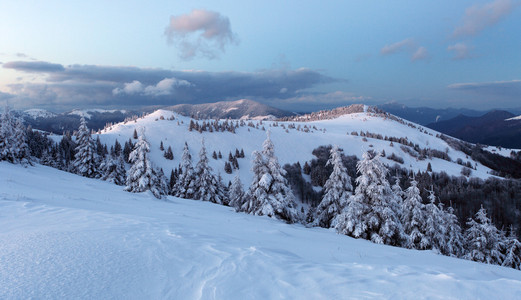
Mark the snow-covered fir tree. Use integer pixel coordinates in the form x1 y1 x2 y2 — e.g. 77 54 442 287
241 132 301 223
173 142 196 199
125 129 163 199
313 145 352 228
100 153 127 186
502 226 521 270
424 189 446 253
13 118 31 164
0 105 28 163
0 104 14 162
464 206 504 265
391 175 404 205
228 173 245 209
334 151 404 245
193 138 225 204
73 116 98 178
439 204 465 257
156 168 170 196
401 179 429 249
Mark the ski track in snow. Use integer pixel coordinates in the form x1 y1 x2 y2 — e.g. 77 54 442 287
1 162 521 299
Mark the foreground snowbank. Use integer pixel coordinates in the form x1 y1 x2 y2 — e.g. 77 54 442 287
1 162 520 299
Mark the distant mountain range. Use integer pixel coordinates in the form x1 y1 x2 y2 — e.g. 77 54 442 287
427 110 521 149
13 99 294 134
13 100 521 149
166 99 294 120
19 109 136 134
377 103 487 125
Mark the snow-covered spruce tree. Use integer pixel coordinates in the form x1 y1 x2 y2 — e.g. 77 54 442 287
335 151 404 245
391 175 404 206
439 204 465 257
100 153 126 186
228 173 245 209
401 179 429 249
241 132 301 223
463 206 504 265
73 116 98 178
173 142 196 199
0 104 15 162
502 226 521 270
313 145 353 228
193 138 225 204
11 118 31 164
424 189 446 253
125 130 163 199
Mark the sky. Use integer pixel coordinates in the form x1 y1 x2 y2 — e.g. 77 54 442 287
0 0 520 112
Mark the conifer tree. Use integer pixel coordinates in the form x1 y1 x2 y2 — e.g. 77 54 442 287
334 151 404 245
241 132 301 223
401 179 429 249
229 173 245 209
193 138 225 204
174 142 196 199
100 153 126 185
464 206 504 265
313 145 352 228
439 204 465 257
0 104 16 163
502 226 521 270
169 169 177 193
73 116 98 178
424 189 446 253
125 130 163 199
12 117 31 164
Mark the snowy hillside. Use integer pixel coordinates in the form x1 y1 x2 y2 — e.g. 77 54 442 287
166 99 292 120
97 108 497 186
23 108 57 119
1 162 520 299
68 108 128 119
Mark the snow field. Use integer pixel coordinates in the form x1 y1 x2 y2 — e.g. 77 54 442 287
1 162 521 299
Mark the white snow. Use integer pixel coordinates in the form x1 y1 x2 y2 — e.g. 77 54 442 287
97 109 498 189
1 162 521 299
23 109 57 119
68 109 126 119
506 115 521 121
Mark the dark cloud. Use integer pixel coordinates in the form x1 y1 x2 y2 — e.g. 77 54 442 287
3 61 65 73
3 61 336 110
164 9 238 60
448 80 521 98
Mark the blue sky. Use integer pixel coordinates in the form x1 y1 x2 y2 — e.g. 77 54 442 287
1 0 520 111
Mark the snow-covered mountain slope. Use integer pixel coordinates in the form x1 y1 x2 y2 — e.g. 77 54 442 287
1 162 520 299
23 108 57 119
166 99 293 120
98 109 498 187
68 108 128 119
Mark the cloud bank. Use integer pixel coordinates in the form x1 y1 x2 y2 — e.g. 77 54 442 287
2 60 337 110
164 9 238 60
448 79 521 97
3 61 65 73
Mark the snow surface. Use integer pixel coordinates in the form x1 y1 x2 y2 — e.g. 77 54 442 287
1 162 521 299
506 115 521 121
98 110 498 188
68 109 126 119
23 109 57 119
